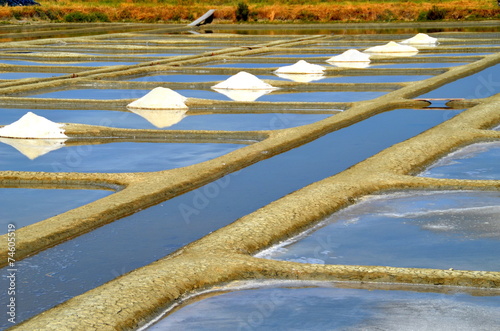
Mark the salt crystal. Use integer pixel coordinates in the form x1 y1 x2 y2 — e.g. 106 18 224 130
401 33 438 45
275 60 325 74
211 71 276 90
0 112 67 139
127 87 188 109
364 41 419 54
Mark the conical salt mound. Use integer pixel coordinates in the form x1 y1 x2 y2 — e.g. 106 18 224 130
0 137 66 160
127 87 188 109
327 49 371 63
212 71 276 90
275 60 325 74
401 33 438 45
364 41 419 54
0 112 67 139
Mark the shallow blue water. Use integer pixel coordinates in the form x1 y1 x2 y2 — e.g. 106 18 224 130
418 53 491 57
204 62 296 69
128 74 279 83
258 91 387 102
0 108 331 131
0 188 112 233
0 59 139 67
147 285 500 330
419 141 500 180
374 62 468 69
259 191 500 271
0 140 244 173
28 88 387 103
0 107 463 327
418 63 500 99
0 72 65 80
308 75 433 83
264 53 335 58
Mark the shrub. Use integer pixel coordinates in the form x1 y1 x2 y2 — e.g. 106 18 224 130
425 5 447 20
64 11 109 22
235 2 249 21
297 9 319 22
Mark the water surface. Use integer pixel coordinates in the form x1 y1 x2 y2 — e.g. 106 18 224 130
0 107 463 327
419 63 500 99
0 188 112 233
258 191 500 271
419 141 500 180
147 285 500 330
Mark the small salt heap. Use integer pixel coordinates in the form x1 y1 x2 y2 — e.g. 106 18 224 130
0 112 67 139
127 87 188 109
400 33 438 45
327 49 371 63
275 60 325 74
364 41 419 55
212 71 276 90
212 71 277 102
326 49 371 68
274 60 326 82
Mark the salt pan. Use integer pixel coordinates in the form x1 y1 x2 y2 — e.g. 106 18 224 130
211 71 276 90
364 41 419 55
275 60 325 74
0 112 67 139
127 87 188 110
401 33 438 45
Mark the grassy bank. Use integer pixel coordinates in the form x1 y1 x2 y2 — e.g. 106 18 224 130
0 0 499 23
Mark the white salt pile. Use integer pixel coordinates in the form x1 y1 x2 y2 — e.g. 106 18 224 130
0 138 66 160
275 60 325 74
129 108 187 128
0 112 67 139
364 41 419 55
211 71 276 90
127 87 188 109
327 49 371 63
401 33 438 45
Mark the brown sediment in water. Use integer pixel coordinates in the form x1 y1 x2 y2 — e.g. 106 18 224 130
0 21 499 330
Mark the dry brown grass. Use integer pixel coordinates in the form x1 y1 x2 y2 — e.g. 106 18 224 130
0 1 498 23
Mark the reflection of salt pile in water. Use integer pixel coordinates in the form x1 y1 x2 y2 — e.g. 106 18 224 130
127 87 188 127
0 112 67 138
212 71 277 102
127 87 188 109
400 33 438 45
326 49 371 68
275 73 325 83
364 41 419 57
0 137 66 160
274 60 326 82
128 108 187 128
